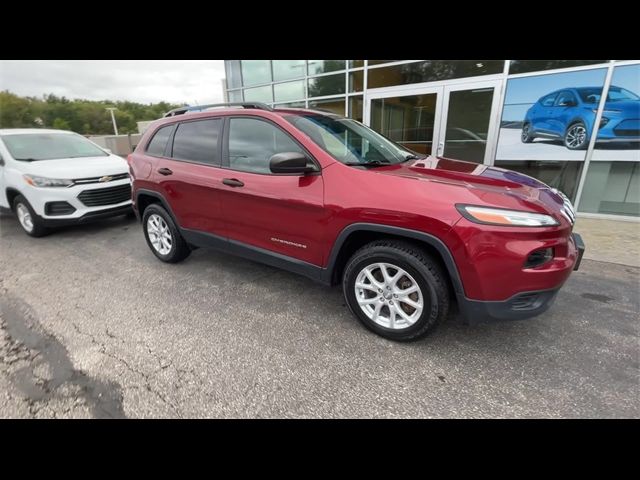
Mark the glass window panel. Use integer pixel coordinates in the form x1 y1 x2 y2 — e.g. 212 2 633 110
495 160 583 202
369 60 399 65
228 118 303 174
225 60 242 89
349 60 364 68
308 73 346 98
593 63 640 162
146 125 173 157
274 101 305 108
273 80 305 102
272 60 306 81
578 161 639 215
172 119 222 165
348 96 363 122
228 90 243 102
349 71 364 92
308 98 345 116
509 60 608 75
370 93 437 155
443 87 494 163
241 60 271 86
244 85 273 103
367 61 503 89
308 60 346 75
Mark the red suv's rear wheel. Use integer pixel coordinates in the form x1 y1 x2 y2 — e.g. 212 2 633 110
342 240 450 341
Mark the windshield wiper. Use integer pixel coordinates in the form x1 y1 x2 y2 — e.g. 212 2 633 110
14 157 39 162
343 161 391 168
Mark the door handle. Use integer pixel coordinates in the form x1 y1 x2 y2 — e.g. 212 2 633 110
222 178 244 187
157 168 173 176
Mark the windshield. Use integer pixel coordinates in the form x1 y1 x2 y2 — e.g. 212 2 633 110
285 113 420 165
577 87 640 104
1 133 109 161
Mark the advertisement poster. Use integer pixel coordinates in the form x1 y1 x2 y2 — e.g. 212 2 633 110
496 68 616 161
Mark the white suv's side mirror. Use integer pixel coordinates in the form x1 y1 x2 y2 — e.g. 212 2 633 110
103 148 112 154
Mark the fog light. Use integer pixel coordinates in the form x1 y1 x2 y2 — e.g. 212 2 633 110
524 248 554 269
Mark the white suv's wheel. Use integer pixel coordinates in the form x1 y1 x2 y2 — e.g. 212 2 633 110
13 195 48 237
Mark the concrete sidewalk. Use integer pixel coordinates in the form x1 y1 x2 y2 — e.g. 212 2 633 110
575 217 640 267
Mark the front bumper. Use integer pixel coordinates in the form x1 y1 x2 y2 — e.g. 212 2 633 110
456 231 585 323
39 204 132 227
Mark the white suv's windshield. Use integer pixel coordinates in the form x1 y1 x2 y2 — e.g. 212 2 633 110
285 113 421 166
1 133 109 161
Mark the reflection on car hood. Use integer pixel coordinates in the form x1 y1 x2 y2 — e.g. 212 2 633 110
18 155 129 179
372 156 568 214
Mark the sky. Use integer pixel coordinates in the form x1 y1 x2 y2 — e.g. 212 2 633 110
0 60 227 105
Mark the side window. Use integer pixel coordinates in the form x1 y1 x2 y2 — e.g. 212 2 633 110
555 91 577 106
146 125 173 157
172 119 222 165
228 118 304 174
540 93 557 107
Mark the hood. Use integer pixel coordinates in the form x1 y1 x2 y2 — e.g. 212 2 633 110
19 154 129 179
603 99 640 114
371 156 571 219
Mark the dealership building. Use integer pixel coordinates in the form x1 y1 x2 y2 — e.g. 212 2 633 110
224 60 639 219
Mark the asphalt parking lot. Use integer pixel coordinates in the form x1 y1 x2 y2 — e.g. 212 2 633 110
1 213 638 418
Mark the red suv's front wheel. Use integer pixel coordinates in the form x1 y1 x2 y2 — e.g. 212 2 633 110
342 240 450 341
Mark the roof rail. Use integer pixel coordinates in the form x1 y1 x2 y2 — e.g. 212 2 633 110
163 102 273 117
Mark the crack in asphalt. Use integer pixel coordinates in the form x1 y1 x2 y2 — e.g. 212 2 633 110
1 291 127 419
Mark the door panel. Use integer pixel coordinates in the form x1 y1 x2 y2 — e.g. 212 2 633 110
219 172 326 265
220 116 327 266
154 159 228 236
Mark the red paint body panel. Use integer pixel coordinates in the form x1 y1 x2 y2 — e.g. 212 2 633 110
129 108 580 305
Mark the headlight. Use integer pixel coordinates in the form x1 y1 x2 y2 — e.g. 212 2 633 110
456 204 559 227
23 174 73 188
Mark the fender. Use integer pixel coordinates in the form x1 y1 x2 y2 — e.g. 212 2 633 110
324 223 465 295
135 188 180 225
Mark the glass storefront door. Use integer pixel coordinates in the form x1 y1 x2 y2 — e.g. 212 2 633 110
366 80 502 163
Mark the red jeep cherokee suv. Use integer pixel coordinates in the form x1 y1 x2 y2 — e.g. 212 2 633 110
128 102 584 341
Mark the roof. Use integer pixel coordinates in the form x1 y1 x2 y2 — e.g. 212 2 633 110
0 128 75 135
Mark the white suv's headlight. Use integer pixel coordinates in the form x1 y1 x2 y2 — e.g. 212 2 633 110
456 204 559 227
23 174 73 188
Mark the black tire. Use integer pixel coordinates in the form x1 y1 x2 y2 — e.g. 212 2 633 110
142 203 191 263
342 240 450 342
12 195 48 237
521 123 534 143
564 121 589 150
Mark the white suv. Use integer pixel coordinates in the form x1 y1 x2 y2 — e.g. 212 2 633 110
0 129 132 237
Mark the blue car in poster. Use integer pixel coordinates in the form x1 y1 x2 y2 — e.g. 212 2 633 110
521 85 640 150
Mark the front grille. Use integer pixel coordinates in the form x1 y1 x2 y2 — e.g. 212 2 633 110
78 184 131 207
72 173 129 185
45 201 76 216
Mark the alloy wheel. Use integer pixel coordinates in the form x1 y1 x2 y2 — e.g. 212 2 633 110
16 203 34 233
147 214 172 255
354 262 424 329
566 124 587 148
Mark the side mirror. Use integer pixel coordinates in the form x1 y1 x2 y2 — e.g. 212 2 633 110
103 148 112 154
269 152 316 174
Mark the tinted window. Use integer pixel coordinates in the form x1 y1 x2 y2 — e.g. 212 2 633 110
146 125 173 157
540 93 557 107
509 60 608 75
228 118 304 174
555 91 577 106
172 119 221 165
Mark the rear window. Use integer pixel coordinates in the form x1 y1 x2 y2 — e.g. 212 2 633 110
146 125 173 157
171 119 222 165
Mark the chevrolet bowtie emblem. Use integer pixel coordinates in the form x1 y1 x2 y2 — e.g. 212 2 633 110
99 175 113 183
